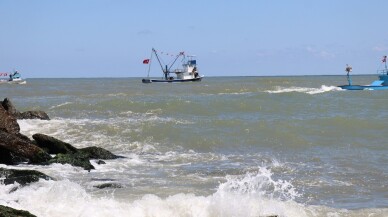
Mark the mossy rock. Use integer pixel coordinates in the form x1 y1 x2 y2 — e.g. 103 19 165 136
0 168 52 186
49 152 94 171
0 205 36 217
78 146 122 160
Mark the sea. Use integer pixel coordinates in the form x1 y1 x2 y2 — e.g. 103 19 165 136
0 75 387 217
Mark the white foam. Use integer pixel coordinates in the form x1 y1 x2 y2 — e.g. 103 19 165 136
49 102 74 110
2 166 387 217
266 85 341 95
0 169 306 217
17 114 190 150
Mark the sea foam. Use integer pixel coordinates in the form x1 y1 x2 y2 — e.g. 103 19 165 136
266 85 341 94
0 167 309 217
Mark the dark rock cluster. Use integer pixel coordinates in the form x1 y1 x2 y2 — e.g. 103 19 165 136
0 97 122 170
0 205 37 217
0 97 125 215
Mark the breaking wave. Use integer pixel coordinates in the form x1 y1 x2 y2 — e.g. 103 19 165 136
266 85 341 94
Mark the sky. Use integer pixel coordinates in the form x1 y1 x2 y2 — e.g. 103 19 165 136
1 0 388 78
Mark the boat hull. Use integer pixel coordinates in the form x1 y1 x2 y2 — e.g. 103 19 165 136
142 77 202 83
338 85 388 90
0 79 26 84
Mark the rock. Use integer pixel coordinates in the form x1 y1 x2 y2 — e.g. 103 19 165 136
0 205 37 217
0 98 123 171
17 111 50 120
0 131 51 165
78 146 122 160
0 105 20 134
49 152 95 171
1 98 50 120
0 148 28 165
32 134 122 170
0 168 53 186
96 160 106 164
32 134 78 154
1 98 18 115
94 183 123 189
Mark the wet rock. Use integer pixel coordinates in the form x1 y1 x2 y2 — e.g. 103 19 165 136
32 134 122 170
0 104 20 134
1 97 18 115
0 168 53 186
1 97 50 120
49 152 95 171
0 148 28 165
17 111 50 120
78 146 123 160
96 160 106 164
0 205 37 217
32 133 78 154
0 98 121 171
94 183 123 189
0 131 51 164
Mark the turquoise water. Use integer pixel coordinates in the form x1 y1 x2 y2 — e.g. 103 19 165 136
1 76 388 217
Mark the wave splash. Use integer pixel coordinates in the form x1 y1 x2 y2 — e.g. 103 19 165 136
0 167 306 217
266 85 341 94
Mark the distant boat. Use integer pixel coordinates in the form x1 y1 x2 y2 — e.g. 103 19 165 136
0 70 26 84
142 48 203 83
338 57 388 90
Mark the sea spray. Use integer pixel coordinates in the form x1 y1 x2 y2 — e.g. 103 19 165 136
0 169 309 217
266 85 341 94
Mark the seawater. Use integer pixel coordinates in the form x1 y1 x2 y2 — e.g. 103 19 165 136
1 76 388 217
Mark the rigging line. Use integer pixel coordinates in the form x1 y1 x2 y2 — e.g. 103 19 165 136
147 50 153 78
152 48 166 74
168 52 184 71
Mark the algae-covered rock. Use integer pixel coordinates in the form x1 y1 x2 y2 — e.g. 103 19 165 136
78 146 122 160
32 133 78 155
49 152 95 171
0 168 53 186
94 182 123 189
0 205 37 217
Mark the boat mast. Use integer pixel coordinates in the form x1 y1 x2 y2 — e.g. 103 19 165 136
152 48 167 78
147 50 153 78
345 64 352 86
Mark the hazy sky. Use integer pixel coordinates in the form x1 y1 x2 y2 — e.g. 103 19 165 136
1 0 388 78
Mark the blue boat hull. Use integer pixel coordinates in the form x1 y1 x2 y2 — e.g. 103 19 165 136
338 85 388 90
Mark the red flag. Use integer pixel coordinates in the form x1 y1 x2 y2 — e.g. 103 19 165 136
382 56 387 63
143 59 150 64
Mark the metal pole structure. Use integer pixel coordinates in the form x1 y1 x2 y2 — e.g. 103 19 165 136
165 65 168 80
152 48 166 76
168 52 184 71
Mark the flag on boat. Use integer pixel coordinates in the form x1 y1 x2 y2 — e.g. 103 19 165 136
143 59 150 64
382 56 387 63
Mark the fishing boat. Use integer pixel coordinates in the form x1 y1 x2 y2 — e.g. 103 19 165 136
338 57 388 90
142 48 203 83
0 70 26 84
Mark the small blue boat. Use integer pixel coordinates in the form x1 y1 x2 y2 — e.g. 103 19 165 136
338 57 388 90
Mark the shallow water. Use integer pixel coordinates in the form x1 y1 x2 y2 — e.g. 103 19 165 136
1 76 388 217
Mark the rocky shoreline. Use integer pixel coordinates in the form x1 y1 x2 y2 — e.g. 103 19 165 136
0 98 279 217
0 97 123 216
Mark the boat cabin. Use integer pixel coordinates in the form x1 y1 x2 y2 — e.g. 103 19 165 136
173 56 199 80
